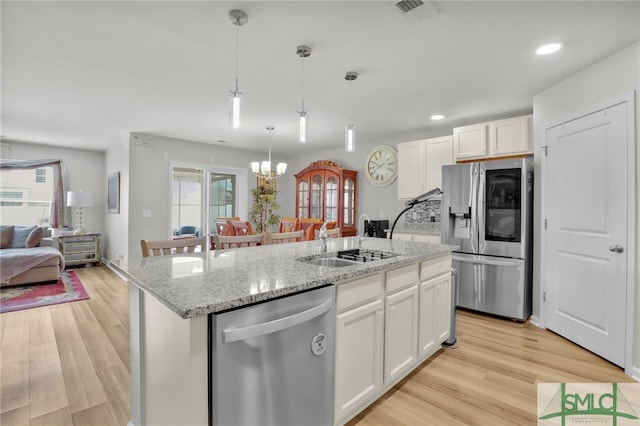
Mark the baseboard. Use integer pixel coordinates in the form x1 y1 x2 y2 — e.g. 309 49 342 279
102 259 129 282
529 315 543 328
629 365 640 381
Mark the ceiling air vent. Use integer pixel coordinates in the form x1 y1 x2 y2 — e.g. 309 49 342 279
395 0 424 13
391 0 438 23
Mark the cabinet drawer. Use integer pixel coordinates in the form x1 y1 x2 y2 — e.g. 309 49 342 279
62 236 97 244
385 264 418 294
65 253 98 263
336 273 383 313
62 243 97 254
420 255 451 281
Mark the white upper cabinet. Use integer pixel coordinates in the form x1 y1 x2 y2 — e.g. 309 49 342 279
425 136 454 191
397 140 425 199
489 115 532 156
453 115 532 162
397 135 453 200
453 123 487 160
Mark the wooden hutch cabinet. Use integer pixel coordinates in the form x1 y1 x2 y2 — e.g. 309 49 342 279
294 161 358 237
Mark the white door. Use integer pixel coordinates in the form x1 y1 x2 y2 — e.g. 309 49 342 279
543 97 632 367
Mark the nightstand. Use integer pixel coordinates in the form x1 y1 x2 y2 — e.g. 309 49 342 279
57 233 101 268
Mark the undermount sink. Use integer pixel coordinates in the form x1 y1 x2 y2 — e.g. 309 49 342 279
302 257 360 267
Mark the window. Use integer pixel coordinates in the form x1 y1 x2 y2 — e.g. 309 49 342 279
0 167 54 225
35 168 46 183
172 167 203 234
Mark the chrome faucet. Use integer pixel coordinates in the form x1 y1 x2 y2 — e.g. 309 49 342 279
358 213 371 247
319 220 330 253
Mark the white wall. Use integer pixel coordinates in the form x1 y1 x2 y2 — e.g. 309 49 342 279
532 42 639 374
105 138 130 265
126 133 286 258
5 141 106 239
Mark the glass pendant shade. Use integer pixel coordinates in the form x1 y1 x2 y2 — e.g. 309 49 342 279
251 162 260 174
277 163 287 175
231 87 241 129
298 109 308 143
345 123 356 152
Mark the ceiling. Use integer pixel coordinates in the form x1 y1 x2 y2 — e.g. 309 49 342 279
2 1 639 155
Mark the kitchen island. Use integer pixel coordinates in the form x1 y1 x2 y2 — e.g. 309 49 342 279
115 237 456 426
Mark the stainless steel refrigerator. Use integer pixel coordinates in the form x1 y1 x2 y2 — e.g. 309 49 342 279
441 158 533 321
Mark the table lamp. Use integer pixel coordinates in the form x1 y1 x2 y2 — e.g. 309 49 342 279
67 190 93 235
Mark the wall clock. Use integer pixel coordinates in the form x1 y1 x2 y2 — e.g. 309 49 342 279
365 145 398 186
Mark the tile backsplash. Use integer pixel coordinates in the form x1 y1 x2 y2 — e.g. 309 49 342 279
404 199 441 225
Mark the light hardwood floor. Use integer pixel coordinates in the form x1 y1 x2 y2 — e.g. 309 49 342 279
1 266 635 426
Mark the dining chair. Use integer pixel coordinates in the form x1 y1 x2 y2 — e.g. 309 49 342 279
298 218 323 241
140 237 205 258
267 230 304 244
228 220 254 236
213 234 264 250
314 227 341 239
214 219 235 236
278 217 300 233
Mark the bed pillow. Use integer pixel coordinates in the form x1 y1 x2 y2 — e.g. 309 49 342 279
25 227 44 248
0 226 15 249
10 225 37 248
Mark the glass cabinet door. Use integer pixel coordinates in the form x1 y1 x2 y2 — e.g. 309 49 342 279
310 173 324 219
344 177 355 226
485 168 521 242
325 175 338 221
298 178 309 219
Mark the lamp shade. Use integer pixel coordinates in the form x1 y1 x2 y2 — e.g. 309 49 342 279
67 191 93 207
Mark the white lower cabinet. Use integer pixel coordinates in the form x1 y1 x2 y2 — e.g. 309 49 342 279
384 285 419 383
335 274 384 424
335 256 451 426
419 273 451 359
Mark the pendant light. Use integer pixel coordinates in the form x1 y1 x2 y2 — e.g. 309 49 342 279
345 71 358 152
229 10 248 130
296 45 311 143
251 126 287 180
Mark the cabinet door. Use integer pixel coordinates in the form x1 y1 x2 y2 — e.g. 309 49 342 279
489 115 532 156
397 140 425 199
324 172 339 222
434 274 452 343
425 136 453 191
384 285 418 384
310 172 324 219
335 298 384 423
297 173 310 218
418 279 436 358
453 123 487 160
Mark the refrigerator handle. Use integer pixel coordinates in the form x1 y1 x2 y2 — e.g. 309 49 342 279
452 254 521 267
222 298 333 343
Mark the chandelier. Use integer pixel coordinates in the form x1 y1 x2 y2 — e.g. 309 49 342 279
251 126 287 180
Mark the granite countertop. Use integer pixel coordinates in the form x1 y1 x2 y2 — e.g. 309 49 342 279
114 237 456 319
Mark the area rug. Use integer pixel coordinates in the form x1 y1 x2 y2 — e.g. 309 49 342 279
0 270 89 314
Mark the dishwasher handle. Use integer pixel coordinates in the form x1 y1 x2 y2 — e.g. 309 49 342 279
223 298 333 343
452 254 522 268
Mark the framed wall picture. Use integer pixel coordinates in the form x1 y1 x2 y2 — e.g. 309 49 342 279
107 172 120 213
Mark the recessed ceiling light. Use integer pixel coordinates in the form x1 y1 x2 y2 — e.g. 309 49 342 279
536 43 562 55
431 114 444 120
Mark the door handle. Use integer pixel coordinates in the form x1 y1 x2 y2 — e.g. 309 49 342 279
609 245 624 253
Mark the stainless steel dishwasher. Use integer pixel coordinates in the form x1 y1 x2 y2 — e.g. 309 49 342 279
209 285 335 426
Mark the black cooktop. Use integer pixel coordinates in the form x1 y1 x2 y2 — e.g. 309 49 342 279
337 248 398 263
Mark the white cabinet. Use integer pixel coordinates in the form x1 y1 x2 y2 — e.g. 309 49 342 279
384 264 419 384
397 136 453 199
334 257 451 426
418 256 452 360
425 136 454 191
453 123 487 160
397 140 426 199
489 115 532 157
453 115 532 162
335 274 384 424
